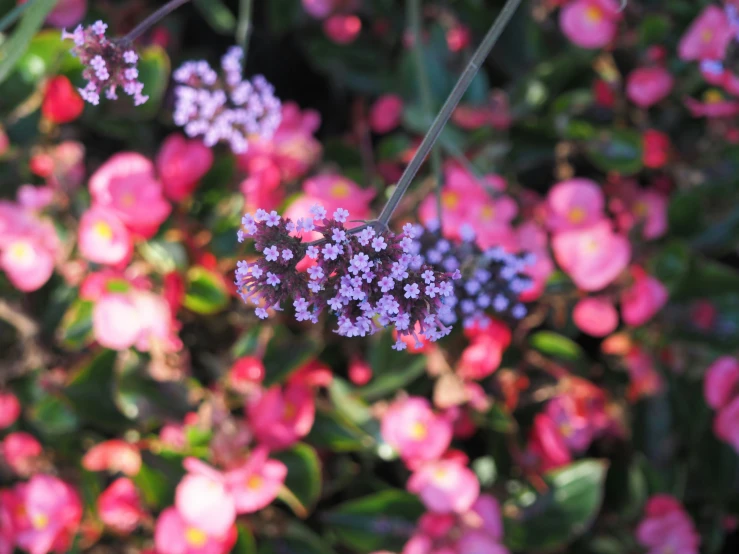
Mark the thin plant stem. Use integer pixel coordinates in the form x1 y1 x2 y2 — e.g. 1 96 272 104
237 0 254 71
0 0 33 33
408 0 444 223
123 0 192 43
377 0 522 227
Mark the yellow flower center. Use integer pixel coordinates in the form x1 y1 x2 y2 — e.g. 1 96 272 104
409 421 427 440
560 422 573 438
94 221 113 240
9 242 32 262
633 201 648 217
32 513 48 530
585 238 599 254
442 192 459 209
185 527 207 547
568 207 586 224
702 29 713 42
585 6 602 24
283 401 296 419
704 89 724 104
121 192 135 207
330 180 350 198
247 474 263 490
480 205 495 221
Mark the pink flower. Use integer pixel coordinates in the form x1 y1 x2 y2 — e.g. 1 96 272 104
0 236 56 292
78 207 132 266
229 356 266 391
380 397 452 465
461 494 504 542
324 14 362 44
527 413 571 472
348 355 373 385
17 185 54 211
92 293 143 350
625 346 663 401
154 507 237 554
516 221 554 301
685 93 739 118
240 157 283 214
552 221 630 291
97 478 145 534
715 397 739 453
82 439 142 476
559 0 622 49
626 67 674 108
407 459 480 514
248 384 315 450
453 90 512 130
176 459 236 536
89 153 171 238
157 134 214 202
620 267 668 326
632 190 668 240
456 531 509 554
302 0 335 18
370 94 404 134
636 495 700 554
573 296 618 337
225 446 287 513
1 489 16 554
13 474 83 554
456 321 512 380
131 291 182 353
44 0 87 28
704 356 739 410
2 432 42 475
546 178 605 232
0 391 21 429
678 6 733 62
643 129 670 169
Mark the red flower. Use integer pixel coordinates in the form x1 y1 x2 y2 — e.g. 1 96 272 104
643 129 670 168
42 75 84 124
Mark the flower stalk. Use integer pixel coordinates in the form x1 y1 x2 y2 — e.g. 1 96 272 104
123 0 192 43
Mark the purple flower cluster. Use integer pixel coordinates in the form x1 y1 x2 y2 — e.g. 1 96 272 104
409 222 534 327
172 46 282 154
62 21 147 106
235 206 459 350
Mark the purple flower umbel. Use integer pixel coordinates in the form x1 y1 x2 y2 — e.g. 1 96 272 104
173 46 282 154
62 21 147 106
235 208 459 350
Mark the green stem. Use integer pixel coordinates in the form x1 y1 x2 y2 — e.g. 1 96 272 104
237 0 254 70
0 0 33 33
123 0 192 42
377 0 522 227
408 0 444 222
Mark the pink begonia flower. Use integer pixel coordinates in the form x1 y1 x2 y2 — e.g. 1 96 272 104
626 67 674 108
380 397 453 465
625 346 663 401
516 221 554 301
715 396 739 453
1 489 16 554
132 291 182 353
239 159 283 214
370 94 404 134
289 358 334 388
82 439 142 476
157 134 214 202
78 207 133 266
704 356 739 410
2 432 42 475
552 220 631 291
13 474 83 554
620 267 668 326
573 296 618 337
546 178 605 232
97 478 145 534
324 14 362 44
453 90 512 130
92 293 143 350
17 185 54 211
89 152 171 238
559 0 622 50
545 395 592 453
44 0 87 28
678 6 733 62
456 531 509 554
636 495 700 554
302 0 335 18
685 93 739 118
348 355 373 385
229 356 266 391
154 507 237 554
528 413 571 472
225 446 287 513
469 195 518 250
632 190 668 240
456 320 512 380
0 391 21 429
461 494 504 542
248 384 315 450
407 459 480 514
176 459 236 536
1 236 56 292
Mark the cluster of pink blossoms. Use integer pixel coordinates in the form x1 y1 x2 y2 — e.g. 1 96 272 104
636 495 700 554
173 47 282 154
62 21 147 106
704 356 739 453
235 206 459 350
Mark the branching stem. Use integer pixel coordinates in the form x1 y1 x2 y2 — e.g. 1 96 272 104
123 0 192 43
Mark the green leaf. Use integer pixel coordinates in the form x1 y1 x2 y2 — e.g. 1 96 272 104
274 443 322 517
57 299 94 350
649 241 690 293
134 460 176 509
668 190 706 238
585 128 644 176
504 460 609 552
135 45 171 118
193 0 236 34
324 490 423 553
529 331 584 362
183 265 230 315
233 524 258 554
307 409 369 452
358 331 427 401
262 326 320 386
28 394 79 437
259 521 337 554
0 0 58 84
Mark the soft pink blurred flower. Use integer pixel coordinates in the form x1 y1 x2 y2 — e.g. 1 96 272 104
176 459 236 536
678 6 733 62
324 14 362 44
545 395 593 452
715 396 739 453
157 134 214 202
1 236 56 292
573 296 618 337
456 531 509 554
516 221 554 301
2 432 42 475
370 94 404 134
632 190 668 240
229 356 266 392
559 0 622 49
98 478 145 534
82 439 142 476
528 413 571 472
456 320 511 380
704 356 739 410
239 157 283 214
453 90 512 130
626 67 673 108
248 384 315 450
302 0 335 18
0 391 21 429
461 494 504 543
1 489 16 554
89 153 171 238
92 293 143 350
78 207 133 266
17 185 54 211
546 178 605 232
552 221 630 291
643 129 670 169
13 474 83 554
348 355 373 385
636 495 700 554
225 446 287 513
132 291 182 353
407 459 480 514
685 93 739 118
621 267 668 326
154 507 237 554
625 346 663 401
381 397 452 465
44 0 86 28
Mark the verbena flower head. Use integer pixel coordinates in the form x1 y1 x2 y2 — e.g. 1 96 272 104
411 221 534 327
235 207 459 350
62 21 148 106
173 46 282 154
